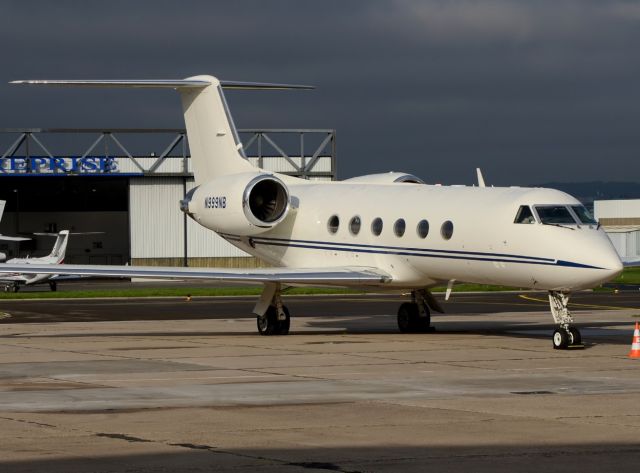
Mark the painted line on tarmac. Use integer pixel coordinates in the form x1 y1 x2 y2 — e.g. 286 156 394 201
519 294 639 310
78 374 283 383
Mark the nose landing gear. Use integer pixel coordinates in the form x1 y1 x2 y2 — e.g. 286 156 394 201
549 291 583 349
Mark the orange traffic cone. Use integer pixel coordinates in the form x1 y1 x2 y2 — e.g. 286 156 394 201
629 322 640 358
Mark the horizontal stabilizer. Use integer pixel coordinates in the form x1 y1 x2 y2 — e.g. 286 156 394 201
0 235 30 242
34 232 104 237
11 79 314 90
10 79 210 88
0 263 391 285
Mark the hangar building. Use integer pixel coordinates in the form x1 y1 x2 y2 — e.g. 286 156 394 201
0 128 336 267
594 199 640 263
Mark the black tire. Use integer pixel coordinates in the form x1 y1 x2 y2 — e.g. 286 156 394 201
257 305 291 336
11 284 19 293
49 281 57 292
277 306 291 335
552 328 569 349
568 327 581 345
257 306 279 336
397 302 419 333
416 304 432 332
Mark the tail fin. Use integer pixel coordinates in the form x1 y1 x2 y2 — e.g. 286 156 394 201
11 76 313 184
47 230 69 262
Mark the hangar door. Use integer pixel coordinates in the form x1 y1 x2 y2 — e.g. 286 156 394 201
129 177 249 266
0 176 129 263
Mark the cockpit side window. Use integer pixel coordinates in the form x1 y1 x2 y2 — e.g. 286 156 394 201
514 205 535 224
571 205 597 225
535 206 577 224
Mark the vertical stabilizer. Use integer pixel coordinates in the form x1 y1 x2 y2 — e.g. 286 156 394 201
48 230 69 263
178 76 254 184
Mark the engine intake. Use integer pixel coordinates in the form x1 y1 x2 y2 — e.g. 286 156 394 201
243 175 290 227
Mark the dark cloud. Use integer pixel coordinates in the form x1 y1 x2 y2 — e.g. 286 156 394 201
2 0 640 184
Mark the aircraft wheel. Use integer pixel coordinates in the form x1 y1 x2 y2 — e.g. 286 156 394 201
257 305 290 336
49 281 57 292
277 306 291 335
568 327 581 345
397 302 419 333
10 284 19 293
552 328 569 350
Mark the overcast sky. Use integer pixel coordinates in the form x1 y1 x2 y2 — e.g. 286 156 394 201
2 0 640 185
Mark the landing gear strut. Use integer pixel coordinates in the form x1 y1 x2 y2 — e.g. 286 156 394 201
397 289 433 333
255 282 290 336
548 291 582 349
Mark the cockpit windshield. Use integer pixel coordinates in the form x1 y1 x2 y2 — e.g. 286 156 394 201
571 205 597 225
535 206 577 225
514 205 535 224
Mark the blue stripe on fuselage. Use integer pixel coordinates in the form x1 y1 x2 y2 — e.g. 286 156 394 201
220 234 603 270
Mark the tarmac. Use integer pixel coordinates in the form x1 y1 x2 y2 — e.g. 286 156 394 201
1 292 640 472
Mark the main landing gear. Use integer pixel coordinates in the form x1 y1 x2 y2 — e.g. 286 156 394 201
3 283 19 293
255 282 290 336
397 289 435 333
548 290 582 349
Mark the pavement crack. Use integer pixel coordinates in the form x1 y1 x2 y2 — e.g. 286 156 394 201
0 415 56 428
286 461 364 473
168 442 216 451
95 432 154 443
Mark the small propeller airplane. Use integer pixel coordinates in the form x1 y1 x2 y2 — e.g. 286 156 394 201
0 76 627 349
0 200 31 262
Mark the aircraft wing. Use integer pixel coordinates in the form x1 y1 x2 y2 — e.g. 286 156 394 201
622 258 640 267
0 263 392 286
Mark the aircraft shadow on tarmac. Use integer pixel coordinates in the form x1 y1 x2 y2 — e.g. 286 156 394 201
2 443 639 473
302 316 633 347
5 317 631 348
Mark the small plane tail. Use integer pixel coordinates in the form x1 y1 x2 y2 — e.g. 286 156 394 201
11 77 313 185
46 230 69 263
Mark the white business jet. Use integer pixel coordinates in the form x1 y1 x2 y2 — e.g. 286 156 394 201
1 230 70 292
0 200 31 262
0 76 624 349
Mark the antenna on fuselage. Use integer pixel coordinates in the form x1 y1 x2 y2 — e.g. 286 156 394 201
476 168 486 188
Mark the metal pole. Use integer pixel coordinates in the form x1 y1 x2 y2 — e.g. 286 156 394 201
331 130 337 180
25 134 30 173
13 189 19 234
300 132 305 179
183 177 188 267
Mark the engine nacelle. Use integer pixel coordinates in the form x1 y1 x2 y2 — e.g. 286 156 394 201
180 172 291 235
343 172 425 184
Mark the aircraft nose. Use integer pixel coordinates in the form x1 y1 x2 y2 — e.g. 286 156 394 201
606 253 624 280
593 237 623 283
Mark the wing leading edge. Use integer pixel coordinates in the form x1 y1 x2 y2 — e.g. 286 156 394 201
0 263 392 286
